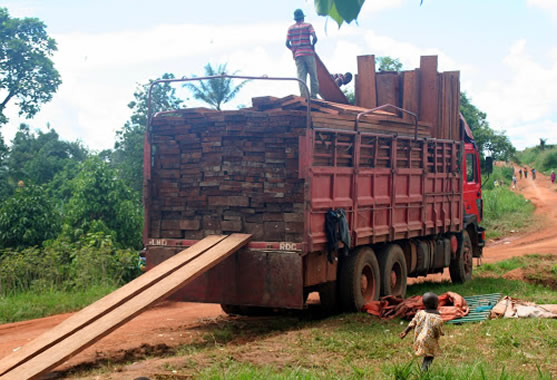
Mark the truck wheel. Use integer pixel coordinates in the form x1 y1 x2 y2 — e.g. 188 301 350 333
378 244 407 298
449 231 473 283
339 246 380 311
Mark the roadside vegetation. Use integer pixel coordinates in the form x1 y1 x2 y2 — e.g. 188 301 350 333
518 143 557 175
481 166 536 240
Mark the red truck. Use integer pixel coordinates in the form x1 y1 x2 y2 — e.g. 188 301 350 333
143 55 489 313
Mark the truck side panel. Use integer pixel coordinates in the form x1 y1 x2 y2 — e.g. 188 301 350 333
305 129 463 254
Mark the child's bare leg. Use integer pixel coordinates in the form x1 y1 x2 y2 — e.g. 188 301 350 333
421 356 434 371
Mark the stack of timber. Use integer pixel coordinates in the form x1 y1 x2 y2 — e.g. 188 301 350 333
251 95 431 137
148 108 307 242
354 55 460 141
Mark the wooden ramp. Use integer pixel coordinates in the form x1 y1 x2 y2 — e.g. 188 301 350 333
0 234 251 380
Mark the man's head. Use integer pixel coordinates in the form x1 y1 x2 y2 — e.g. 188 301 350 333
423 292 439 310
294 9 305 22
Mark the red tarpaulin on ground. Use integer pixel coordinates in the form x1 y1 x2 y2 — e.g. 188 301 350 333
362 291 469 321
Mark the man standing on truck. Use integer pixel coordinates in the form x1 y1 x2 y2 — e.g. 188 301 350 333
286 9 319 99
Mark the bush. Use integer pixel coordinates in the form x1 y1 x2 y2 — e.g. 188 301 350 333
63 157 143 249
0 184 61 249
0 232 141 296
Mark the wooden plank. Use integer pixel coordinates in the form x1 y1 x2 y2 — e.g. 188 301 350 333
419 56 439 136
314 54 349 104
1 234 252 380
402 70 419 122
376 72 400 109
438 71 460 140
354 73 360 106
356 55 376 109
0 235 228 377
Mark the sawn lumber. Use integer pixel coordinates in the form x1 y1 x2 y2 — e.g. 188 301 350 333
0 234 251 380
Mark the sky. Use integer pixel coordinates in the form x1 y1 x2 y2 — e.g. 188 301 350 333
2 0 557 152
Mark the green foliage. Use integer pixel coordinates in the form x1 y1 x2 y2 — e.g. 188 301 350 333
518 145 557 174
0 132 9 201
0 8 61 124
481 165 514 191
6 124 88 187
461 93 516 162
184 63 249 111
63 157 143 249
0 232 140 297
0 184 61 249
377 56 403 72
112 73 183 194
481 186 535 240
314 0 365 27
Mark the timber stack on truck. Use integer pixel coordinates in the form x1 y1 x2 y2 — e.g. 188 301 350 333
144 54 488 314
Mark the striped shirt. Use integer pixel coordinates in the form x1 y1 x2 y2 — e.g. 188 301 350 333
287 22 315 58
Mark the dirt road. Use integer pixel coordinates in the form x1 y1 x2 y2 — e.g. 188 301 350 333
483 167 557 262
0 168 555 378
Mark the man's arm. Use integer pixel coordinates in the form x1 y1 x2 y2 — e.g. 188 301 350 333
311 32 318 47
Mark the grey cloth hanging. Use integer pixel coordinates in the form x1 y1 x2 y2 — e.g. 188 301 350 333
324 208 351 263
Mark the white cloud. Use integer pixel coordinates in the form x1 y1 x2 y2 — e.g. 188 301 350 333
470 39 557 149
3 22 288 150
528 0 557 17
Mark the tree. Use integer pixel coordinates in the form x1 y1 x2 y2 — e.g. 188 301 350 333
6 124 88 187
0 8 61 125
460 92 515 161
0 133 8 201
0 184 61 249
539 138 547 151
376 56 403 72
112 73 183 194
184 63 249 111
314 0 423 27
63 157 143 249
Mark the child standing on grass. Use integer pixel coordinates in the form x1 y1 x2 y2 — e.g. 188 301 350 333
400 292 444 371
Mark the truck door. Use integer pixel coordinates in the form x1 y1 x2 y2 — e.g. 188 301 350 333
463 145 482 221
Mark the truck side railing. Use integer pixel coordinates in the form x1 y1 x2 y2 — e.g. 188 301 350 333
356 104 419 141
146 75 313 133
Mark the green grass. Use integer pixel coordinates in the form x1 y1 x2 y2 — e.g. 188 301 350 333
0 284 117 323
482 186 536 240
62 276 557 380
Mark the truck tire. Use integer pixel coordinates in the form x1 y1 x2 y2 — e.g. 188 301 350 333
338 246 380 311
378 244 407 298
449 231 473 283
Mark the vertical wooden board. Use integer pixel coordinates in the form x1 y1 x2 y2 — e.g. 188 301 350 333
0 235 227 377
450 72 460 140
376 72 400 109
402 70 419 122
419 56 439 137
356 55 376 109
438 71 460 140
354 73 360 106
315 54 349 104
1 234 252 380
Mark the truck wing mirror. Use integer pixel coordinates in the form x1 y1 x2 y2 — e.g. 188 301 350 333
485 157 493 174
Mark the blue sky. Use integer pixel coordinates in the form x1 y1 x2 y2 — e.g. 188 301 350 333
3 0 557 151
